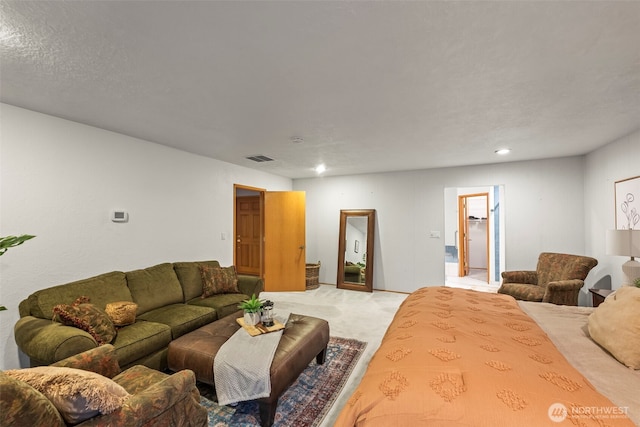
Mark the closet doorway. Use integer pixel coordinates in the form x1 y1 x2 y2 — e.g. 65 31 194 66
458 193 489 283
444 185 505 292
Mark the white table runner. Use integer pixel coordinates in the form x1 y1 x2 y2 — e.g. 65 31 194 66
214 311 290 406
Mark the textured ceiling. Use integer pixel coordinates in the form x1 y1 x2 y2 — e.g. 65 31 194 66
1 1 639 178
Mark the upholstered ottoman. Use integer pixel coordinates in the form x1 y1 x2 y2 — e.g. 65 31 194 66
167 310 330 426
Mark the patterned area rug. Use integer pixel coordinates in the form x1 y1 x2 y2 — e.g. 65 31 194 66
198 336 367 427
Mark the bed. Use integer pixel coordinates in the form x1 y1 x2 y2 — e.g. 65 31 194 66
335 286 639 426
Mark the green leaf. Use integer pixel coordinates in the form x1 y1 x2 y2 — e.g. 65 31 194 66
0 234 36 255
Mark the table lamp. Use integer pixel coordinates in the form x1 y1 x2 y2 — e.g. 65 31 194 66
606 229 640 286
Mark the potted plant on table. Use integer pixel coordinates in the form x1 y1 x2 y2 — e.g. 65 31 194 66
238 294 263 326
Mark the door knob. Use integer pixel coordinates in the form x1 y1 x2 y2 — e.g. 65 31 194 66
299 245 305 250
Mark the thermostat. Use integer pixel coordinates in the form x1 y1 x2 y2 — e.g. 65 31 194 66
111 210 128 223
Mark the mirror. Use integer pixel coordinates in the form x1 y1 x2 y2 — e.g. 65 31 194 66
337 209 375 292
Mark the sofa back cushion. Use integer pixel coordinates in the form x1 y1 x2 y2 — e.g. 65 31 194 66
536 252 598 288
126 263 184 315
24 271 132 319
173 260 221 301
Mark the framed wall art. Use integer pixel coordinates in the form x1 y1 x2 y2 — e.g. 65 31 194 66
615 175 640 230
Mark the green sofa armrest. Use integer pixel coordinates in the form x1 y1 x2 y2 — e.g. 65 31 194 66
237 275 264 298
14 316 98 366
51 344 121 378
543 279 585 306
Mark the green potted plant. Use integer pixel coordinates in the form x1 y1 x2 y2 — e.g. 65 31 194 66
0 235 35 256
0 234 35 311
634 277 640 288
238 294 264 326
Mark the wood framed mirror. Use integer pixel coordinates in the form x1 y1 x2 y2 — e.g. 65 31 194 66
337 209 375 292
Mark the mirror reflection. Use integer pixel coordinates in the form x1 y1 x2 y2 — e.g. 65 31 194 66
337 209 375 292
344 216 368 283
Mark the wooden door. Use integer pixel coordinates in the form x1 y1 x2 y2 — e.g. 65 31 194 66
458 196 470 277
458 193 489 282
235 196 261 275
264 191 306 292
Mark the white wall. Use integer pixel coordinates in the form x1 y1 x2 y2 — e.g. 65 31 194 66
295 156 587 294
584 129 640 292
0 104 292 369
2 103 636 370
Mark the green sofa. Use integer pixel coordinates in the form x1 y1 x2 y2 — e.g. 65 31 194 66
15 260 263 370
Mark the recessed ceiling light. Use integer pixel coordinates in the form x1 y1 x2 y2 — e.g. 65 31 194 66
315 164 326 174
495 148 511 155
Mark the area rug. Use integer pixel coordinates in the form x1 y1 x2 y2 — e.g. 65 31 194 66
198 336 367 427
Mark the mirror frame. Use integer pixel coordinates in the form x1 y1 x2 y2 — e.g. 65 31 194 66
337 209 375 292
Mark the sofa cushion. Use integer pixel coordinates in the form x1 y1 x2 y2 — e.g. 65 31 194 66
112 364 171 394
24 271 132 319
200 265 239 296
126 263 184 315
53 298 117 345
4 366 130 424
188 293 248 319
111 321 172 367
0 371 65 427
497 282 545 302
173 260 221 301
137 303 217 339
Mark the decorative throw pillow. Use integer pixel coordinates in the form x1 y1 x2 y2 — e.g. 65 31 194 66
200 265 239 297
53 296 116 345
588 286 640 369
4 366 130 424
105 301 138 326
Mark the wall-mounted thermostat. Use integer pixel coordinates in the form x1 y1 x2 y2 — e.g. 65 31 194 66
111 210 129 223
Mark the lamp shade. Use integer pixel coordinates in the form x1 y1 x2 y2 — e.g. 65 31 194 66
606 229 640 257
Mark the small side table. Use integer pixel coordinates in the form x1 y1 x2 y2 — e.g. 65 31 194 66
589 288 614 308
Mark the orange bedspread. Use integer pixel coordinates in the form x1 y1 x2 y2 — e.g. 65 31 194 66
336 287 634 426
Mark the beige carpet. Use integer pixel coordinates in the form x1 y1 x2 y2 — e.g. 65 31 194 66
259 284 408 427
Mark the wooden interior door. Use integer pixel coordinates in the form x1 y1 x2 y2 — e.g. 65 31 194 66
458 195 470 277
235 196 261 275
264 191 306 292
458 193 490 282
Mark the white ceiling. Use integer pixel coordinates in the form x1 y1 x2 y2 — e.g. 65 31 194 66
1 1 639 179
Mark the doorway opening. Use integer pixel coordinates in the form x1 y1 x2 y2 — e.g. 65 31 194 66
234 185 265 277
444 185 505 292
458 193 489 283
234 185 307 292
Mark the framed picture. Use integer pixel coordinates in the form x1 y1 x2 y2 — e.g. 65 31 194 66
354 240 359 253
615 175 640 230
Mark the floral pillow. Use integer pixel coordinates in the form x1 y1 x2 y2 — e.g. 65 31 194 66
200 265 239 297
4 366 130 424
53 296 116 345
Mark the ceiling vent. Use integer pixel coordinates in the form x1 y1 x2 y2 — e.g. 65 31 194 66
245 155 274 163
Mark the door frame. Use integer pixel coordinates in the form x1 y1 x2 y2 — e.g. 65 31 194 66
457 192 490 283
233 184 265 278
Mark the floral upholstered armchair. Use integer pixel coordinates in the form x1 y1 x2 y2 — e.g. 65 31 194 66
0 344 207 426
498 252 598 306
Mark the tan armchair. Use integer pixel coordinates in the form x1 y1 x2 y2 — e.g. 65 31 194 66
498 252 598 306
